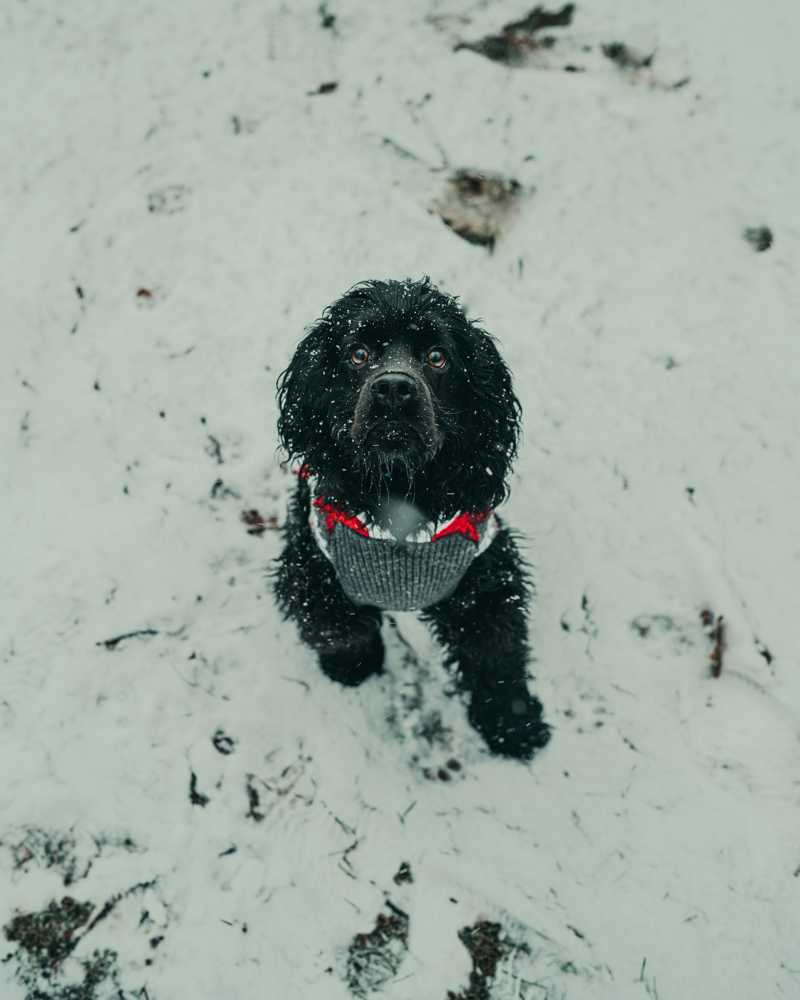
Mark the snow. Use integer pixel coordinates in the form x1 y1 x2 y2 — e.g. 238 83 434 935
2 1 799 998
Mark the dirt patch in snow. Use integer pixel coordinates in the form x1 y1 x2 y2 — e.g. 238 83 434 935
744 225 773 252
454 4 575 66
2 892 153 1000
345 901 410 998
432 170 523 250
447 920 516 1000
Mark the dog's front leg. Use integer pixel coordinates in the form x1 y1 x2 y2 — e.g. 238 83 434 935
274 480 385 686
423 528 551 760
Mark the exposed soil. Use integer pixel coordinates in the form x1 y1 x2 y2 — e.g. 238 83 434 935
3 897 127 1000
602 41 654 70
744 225 773 251
345 902 409 998
454 4 575 66
446 920 517 1000
433 170 523 250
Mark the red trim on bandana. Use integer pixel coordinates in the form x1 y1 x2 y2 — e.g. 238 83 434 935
431 511 489 545
313 497 369 538
296 464 312 480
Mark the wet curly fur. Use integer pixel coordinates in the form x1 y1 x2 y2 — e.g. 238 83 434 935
273 278 550 759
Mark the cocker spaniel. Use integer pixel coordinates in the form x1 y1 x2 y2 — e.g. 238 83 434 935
274 278 550 760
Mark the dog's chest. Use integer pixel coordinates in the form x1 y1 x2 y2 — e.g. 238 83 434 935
310 497 497 612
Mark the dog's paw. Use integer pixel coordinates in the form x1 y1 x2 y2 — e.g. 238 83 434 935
318 628 385 686
469 689 551 760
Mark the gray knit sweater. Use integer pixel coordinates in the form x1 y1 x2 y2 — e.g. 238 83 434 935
310 494 497 612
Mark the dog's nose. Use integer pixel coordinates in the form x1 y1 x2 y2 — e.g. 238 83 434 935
371 372 417 414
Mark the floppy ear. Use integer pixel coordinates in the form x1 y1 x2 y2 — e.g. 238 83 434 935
276 322 336 470
439 322 522 512
467 325 522 505
277 283 382 474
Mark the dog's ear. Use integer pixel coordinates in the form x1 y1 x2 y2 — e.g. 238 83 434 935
443 322 522 511
276 321 335 469
276 284 378 472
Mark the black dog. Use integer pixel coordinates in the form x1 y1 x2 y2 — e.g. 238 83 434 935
274 278 550 759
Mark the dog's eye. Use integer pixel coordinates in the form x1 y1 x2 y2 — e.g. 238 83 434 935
426 348 447 369
350 345 370 367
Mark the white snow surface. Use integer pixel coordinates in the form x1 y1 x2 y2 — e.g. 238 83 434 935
2 1 800 998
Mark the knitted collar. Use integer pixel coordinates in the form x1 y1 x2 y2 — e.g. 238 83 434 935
298 466 497 552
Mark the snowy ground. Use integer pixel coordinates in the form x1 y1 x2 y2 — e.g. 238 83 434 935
3 1 800 997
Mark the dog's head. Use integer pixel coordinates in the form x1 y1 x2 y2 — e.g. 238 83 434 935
277 278 521 517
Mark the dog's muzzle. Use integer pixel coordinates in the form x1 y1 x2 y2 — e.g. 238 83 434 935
352 368 440 458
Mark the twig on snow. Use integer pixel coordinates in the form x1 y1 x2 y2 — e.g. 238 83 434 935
96 628 159 650
700 610 724 677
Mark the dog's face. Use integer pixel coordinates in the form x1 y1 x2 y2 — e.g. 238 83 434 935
277 279 521 517
345 326 455 471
